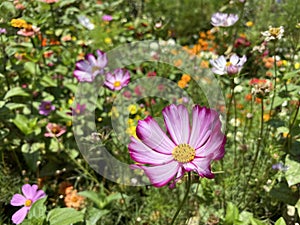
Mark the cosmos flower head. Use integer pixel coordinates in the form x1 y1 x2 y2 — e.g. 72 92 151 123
67 103 86 116
77 15 95 30
210 54 247 75
102 15 113 22
44 123 66 137
104 68 130 91
211 12 239 27
10 184 46 224
261 26 284 42
74 50 107 82
38 100 55 116
128 104 226 188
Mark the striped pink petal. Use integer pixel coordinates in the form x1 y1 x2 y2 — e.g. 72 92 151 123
12 207 28 225
10 194 26 206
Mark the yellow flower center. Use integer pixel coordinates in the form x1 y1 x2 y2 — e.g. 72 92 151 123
91 66 100 73
24 199 32 207
172 144 195 163
114 81 121 87
269 27 281 37
226 61 232 67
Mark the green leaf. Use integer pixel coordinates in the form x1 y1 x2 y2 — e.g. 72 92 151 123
275 217 286 225
78 191 104 208
47 208 84 225
285 154 300 187
270 181 299 205
24 62 40 75
4 87 30 99
250 218 266 225
224 202 239 225
0 2 16 19
28 197 47 219
13 114 31 135
86 207 109 225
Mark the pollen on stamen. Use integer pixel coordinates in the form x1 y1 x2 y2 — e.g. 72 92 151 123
172 143 195 163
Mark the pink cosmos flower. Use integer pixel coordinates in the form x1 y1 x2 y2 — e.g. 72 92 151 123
128 104 226 188
67 103 86 116
44 123 66 137
102 15 113 22
211 12 239 27
38 101 55 116
10 184 46 224
74 50 107 82
104 68 130 91
210 54 247 75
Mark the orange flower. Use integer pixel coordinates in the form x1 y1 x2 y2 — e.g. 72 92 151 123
181 74 191 82
263 113 270 122
178 80 187 88
200 60 209 68
174 59 182 67
64 186 85 210
245 93 252 101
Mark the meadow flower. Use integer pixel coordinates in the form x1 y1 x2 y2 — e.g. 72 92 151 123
104 68 130 91
210 54 247 75
128 104 226 188
44 123 66 137
211 12 239 27
0 28 7 34
10 18 27 28
102 15 113 21
261 26 284 41
10 184 46 224
272 162 288 171
77 15 95 30
68 103 86 116
74 50 107 82
38 101 55 116
250 78 272 98
64 186 85 210
17 25 40 37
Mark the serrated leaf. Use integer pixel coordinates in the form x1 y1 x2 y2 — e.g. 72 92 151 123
285 154 300 187
47 208 84 225
4 87 30 99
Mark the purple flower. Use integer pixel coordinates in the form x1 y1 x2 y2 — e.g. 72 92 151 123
128 104 226 188
74 50 107 82
272 163 288 171
210 54 247 75
211 12 239 27
10 184 46 224
38 101 55 116
0 28 7 34
68 103 86 116
102 15 113 22
104 68 130 91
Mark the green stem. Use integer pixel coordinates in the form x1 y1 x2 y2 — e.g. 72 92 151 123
240 98 264 208
170 172 191 225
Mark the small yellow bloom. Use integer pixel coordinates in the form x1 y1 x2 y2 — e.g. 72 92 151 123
66 120 72 126
295 62 300 70
97 117 102 122
68 97 74 105
178 80 187 89
181 74 191 82
128 104 138 115
11 18 27 28
263 114 270 122
104 37 112 45
126 125 137 138
128 118 135 126
246 21 254 27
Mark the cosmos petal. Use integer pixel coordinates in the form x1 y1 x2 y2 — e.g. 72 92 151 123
12 207 28 225
10 194 26 206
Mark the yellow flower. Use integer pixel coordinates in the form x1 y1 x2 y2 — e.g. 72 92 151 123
104 37 112 45
11 18 27 28
126 125 137 138
295 63 300 70
128 118 135 126
263 114 270 122
246 21 254 27
128 104 138 115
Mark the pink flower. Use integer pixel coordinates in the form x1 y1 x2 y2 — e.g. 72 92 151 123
17 26 40 37
38 101 55 116
104 68 130 91
210 54 247 75
102 15 113 22
211 12 239 27
128 104 226 188
44 123 66 137
74 50 107 82
10 184 46 224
